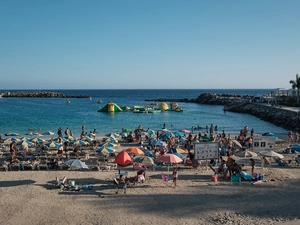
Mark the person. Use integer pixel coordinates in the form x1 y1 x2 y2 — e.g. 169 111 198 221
55 176 67 188
115 175 126 194
69 129 73 137
217 160 228 178
57 127 62 138
232 160 242 175
250 158 255 177
137 170 145 183
250 128 254 137
172 168 178 187
63 142 68 158
288 130 293 143
57 144 63 157
64 128 69 136
10 141 16 162
226 152 234 177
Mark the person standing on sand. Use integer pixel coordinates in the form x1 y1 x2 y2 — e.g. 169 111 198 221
250 158 255 177
10 141 16 162
288 131 293 143
226 152 234 178
172 167 178 187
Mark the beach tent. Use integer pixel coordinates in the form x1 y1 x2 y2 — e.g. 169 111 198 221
98 102 123 112
114 151 132 166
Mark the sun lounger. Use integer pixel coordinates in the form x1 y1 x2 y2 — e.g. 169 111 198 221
295 157 300 166
274 157 288 166
0 159 8 172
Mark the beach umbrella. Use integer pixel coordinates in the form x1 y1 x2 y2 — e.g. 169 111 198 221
96 147 115 154
122 129 131 133
82 136 93 142
159 132 172 140
72 140 88 146
64 159 89 169
259 150 283 159
126 147 144 155
290 144 300 152
176 148 186 153
33 132 43 136
42 131 55 135
17 140 33 146
144 150 153 157
235 150 257 158
115 151 132 166
134 156 154 165
232 140 243 148
45 141 61 148
262 132 278 139
4 137 20 142
148 130 156 138
25 132 33 136
105 133 119 138
54 137 68 143
156 154 183 177
5 132 19 136
99 142 116 148
150 140 167 146
30 137 45 143
172 131 185 137
19 137 29 141
64 135 75 141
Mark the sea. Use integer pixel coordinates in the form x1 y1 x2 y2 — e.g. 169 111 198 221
0 89 288 139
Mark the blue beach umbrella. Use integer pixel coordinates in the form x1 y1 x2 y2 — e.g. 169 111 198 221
71 140 88 146
54 137 68 143
151 140 167 146
144 150 153 157
5 137 20 142
30 137 45 143
45 141 61 148
17 140 33 146
99 142 115 148
96 147 115 154
43 131 55 135
172 131 185 137
262 132 278 139
5 132 19 136
159 132 172 140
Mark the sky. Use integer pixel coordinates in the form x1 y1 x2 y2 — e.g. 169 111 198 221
0 0 299 89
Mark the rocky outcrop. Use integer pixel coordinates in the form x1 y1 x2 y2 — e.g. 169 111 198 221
227 102 299 131
0 91 90 98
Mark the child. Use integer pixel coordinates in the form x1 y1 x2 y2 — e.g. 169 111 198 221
172 168 178 187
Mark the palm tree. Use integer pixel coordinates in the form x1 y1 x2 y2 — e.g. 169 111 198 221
290 74 300 103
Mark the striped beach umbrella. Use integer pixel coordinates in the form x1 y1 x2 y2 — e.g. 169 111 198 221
5 132 19 136
17 140 33 146
96 147 115 154
30 137 45 143
4 137 20 142
45 141 61 148
43 131 55 135
71 140 88 146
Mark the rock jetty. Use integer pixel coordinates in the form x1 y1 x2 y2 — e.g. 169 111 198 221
0 91 90 98
146 93 297 130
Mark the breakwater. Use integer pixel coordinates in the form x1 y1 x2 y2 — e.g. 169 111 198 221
0 91 90 98
146 93 297 130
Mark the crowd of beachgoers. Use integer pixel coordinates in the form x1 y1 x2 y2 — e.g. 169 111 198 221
1 123 300 225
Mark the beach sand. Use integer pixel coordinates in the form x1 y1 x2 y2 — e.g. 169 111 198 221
0 140 300 225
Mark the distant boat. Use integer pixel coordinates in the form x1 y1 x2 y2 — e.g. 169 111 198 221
66 99 71 104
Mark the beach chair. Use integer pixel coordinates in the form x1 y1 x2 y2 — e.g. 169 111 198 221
38 159 49 170
88 159 100 171
274 157 287 166
0 159 8 172
113 178 126 194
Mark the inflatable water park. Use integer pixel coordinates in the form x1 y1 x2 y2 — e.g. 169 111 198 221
98 101 185 113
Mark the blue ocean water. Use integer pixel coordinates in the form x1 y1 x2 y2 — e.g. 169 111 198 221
0 89 288 138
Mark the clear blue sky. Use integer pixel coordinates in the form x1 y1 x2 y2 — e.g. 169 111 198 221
0 0 299 89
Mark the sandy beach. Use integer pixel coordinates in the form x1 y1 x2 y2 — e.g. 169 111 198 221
1 137 300 225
